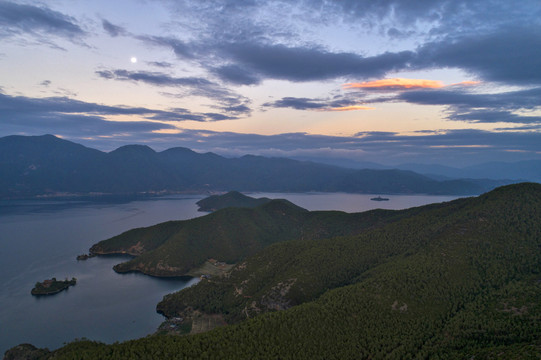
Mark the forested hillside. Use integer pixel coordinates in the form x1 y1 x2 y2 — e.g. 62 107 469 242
11 183 540 359
90 196 417 277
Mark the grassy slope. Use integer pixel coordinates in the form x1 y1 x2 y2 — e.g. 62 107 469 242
44 183 541 359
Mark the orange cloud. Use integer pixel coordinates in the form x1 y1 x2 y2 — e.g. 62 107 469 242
449 80 481 87
343 78 481 91
343 78 444 90
323 105 375 112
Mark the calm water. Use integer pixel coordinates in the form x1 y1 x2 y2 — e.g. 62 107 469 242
0 192 462 354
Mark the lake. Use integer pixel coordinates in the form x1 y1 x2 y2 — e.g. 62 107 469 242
0 192 462 354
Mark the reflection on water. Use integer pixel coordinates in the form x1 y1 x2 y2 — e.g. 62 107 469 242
0 192 463 353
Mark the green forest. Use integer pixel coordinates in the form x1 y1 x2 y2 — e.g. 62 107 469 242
7 183 541 359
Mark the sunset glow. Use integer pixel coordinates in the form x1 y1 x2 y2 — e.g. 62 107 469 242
343 78 445 90
324 106 375 112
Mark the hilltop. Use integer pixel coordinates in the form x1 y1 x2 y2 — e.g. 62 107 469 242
22 182 541 359
196 191 272 212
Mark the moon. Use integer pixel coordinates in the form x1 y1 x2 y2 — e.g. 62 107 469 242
130 56 137 63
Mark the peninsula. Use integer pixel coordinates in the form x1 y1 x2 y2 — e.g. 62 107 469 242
31 278 77 296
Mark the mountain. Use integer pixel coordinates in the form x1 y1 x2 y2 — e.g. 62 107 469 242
195 191 272 212
395 160 541 182
0 134 516 198
18 183 541 359
291 153 541 183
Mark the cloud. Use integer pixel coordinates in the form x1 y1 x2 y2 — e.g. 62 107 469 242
146 61 174 68
415 25 541 86
212 64 262 85
138 32 415 84
448 110 541 124
263 96 372 111
138 35 195 59
0 92 236 131
396 87 541 125
101 19 127 37
399 87 541 110
0 93 177 138
96 69 215 88
213 42 414 83
96 69 252 116
303 0 540 39
325 105 374 111
143 1 541 90
344 78 444 90
344 79 481 91
0 1 86 45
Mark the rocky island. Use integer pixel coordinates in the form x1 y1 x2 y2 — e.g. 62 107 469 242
76 253 95 260
31 277 77 296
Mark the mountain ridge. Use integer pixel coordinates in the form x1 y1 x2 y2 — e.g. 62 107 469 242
0 134 517 198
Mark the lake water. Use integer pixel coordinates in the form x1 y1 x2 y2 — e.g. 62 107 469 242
0 192 462 354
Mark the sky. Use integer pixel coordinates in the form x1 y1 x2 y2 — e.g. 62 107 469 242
1 0 540 167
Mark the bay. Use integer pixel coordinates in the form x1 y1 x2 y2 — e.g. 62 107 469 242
0 192 462 354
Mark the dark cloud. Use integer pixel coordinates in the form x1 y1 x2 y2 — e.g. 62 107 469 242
399 87 541 110
264 96 363 111
96 69 215 87
148 1 540 90
211 23 541 86
396 87 541 125
96 69 252 116
0 92 233 127
146 61 174 68
138 33 414 84
215 42 414 83
354 131 398 137
449 110 541 124
265 97 327 110
138 35 195 59
212 64 261 85
496 124 541 131
221 104 252 115
300 0 540 38
40 80 52 87
0 93 176 138
101 19 127 37
0 1 85 43
415 26 541 86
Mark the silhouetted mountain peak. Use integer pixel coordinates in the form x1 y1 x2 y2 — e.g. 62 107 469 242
109 144 156 157
160 147 197 155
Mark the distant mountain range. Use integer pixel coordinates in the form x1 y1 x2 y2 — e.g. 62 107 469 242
293 155 541 182
0 134 518 199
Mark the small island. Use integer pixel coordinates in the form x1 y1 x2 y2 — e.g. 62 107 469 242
370 196 390 201
31 277 77 296
76 253 95 260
